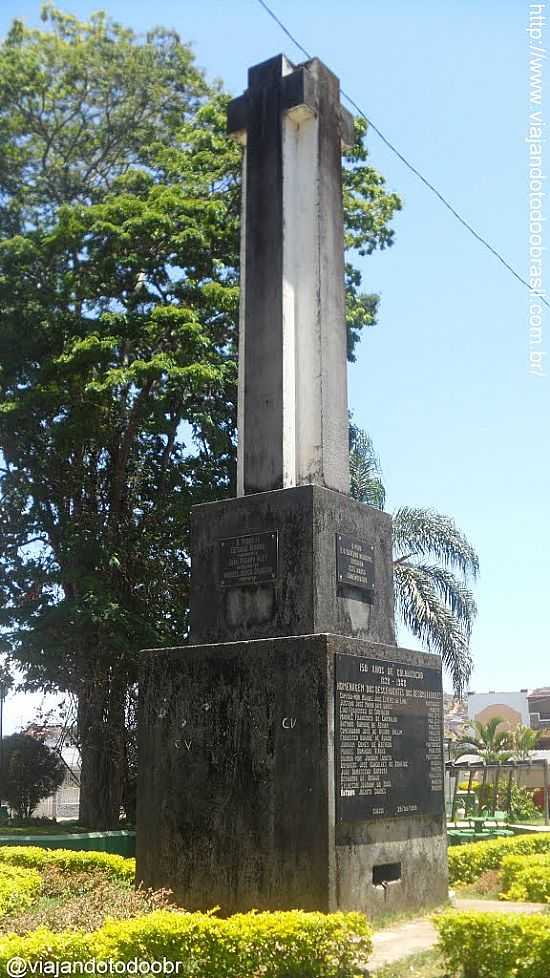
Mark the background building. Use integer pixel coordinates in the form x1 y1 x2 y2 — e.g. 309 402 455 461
23 724 80 821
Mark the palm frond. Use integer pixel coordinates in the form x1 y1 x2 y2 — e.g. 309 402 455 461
394 561 473 696
349 429 386 510
393 506 479 579
403 563 477 639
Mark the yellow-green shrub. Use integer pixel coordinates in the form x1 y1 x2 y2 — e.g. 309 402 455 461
0 846 134 883
500 853 550 903
0 908 372 978
0 866 41 918
448 832 550 884
435 910 550 978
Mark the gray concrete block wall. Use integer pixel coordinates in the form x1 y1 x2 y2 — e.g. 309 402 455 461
190 485 395 646
137 634 447 917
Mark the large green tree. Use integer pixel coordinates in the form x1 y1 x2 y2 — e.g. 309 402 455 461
0 7 401 826
0 732 65 818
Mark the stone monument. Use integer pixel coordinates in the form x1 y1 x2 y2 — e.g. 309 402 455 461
137 54 448 917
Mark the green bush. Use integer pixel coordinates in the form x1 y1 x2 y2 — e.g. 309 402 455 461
505 784 540 822
448 832 550 884
0 908 372 978
0 866 41 918
435 910 550 978
0 845 135 883
500 853 550 903
0 865 171 936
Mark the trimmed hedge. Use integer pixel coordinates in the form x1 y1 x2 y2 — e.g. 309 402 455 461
0 845 135 883
435 910 550 978
448 832 550 884
0 908 372 978
0 830 135 858
0 865 41 918
501 853 550 903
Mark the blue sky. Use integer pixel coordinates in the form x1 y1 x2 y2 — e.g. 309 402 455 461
1 0 548 728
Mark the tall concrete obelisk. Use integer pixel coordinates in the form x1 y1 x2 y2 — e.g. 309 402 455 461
228 55 353 497
137 55 448 919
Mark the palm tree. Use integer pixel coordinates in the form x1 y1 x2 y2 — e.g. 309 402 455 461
349 426 478 695
349 429 386 509
453 717 512 763
509 723 541 761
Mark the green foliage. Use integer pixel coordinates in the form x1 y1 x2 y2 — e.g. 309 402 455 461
0 864 170 936
435 910 550 978
349 426 386 509
392 508 478 695
510 724 542 760
0 7 400 827
0 865 41 918
0 734 65 818
0 664 12 699
505 784 540 822
343 116 401 360
500 853 550 903
0 845 135 883
0 3 206 225
454 717 512 763
348 429 478 694
0 908 372 978
448 832 550 885
0 5 241 827
457 772 540 819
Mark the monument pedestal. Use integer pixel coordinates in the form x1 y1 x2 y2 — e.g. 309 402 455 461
138 633 448 917
191 485 395 646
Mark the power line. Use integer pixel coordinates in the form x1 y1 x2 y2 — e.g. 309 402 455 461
255 0 548 309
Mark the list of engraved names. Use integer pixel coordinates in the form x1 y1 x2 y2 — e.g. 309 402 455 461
219 531 278 587
335 653 444 821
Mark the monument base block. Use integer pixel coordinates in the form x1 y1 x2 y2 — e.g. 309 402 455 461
138 634 448 918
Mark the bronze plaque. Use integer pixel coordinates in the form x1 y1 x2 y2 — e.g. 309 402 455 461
219 531 278 587
336 533 375 593
335 652 445 821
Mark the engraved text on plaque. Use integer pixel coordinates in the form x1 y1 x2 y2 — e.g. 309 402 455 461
335 652 444 821
219 531 278 587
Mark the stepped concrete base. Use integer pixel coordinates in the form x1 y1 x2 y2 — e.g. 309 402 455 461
137 634 448 917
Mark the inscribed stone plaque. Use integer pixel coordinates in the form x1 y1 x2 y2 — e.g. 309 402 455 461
335 652 444 821
219 531 278 587
336 534 374 593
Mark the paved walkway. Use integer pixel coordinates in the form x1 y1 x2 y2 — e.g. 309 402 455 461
367 897 547 973
509 823 550 833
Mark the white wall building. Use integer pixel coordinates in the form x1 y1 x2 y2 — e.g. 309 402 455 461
33 743 80 821
467 690 531 729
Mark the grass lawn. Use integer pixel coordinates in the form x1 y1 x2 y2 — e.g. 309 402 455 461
372 903 450 930
0 822 132 835
374 948 452 977
452 868 502 900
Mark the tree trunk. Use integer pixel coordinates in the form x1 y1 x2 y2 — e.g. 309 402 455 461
77 672 126 829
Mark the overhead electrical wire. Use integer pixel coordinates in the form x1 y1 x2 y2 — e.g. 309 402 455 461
255 0 548 309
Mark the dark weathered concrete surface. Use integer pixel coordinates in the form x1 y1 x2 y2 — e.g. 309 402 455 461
227 57 352 496
138 634 331 914
191 485 395 646
137 634 447 916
